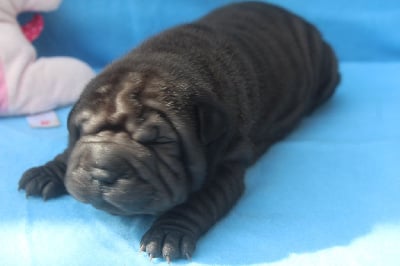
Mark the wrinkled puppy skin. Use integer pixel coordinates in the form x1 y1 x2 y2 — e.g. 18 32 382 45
19 2 340 262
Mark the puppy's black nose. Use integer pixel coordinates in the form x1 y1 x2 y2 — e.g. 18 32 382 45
80 143 133 185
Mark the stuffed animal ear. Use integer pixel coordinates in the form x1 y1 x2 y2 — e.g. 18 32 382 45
195 97 229 145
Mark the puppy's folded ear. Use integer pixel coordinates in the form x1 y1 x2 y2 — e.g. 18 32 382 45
195 96 230 145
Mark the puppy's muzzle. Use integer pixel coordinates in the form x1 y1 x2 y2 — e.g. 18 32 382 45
65 135 162 215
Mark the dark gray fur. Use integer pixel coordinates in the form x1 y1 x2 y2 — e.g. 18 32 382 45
19 2 340 262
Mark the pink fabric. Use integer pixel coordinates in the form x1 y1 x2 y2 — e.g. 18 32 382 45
0 62 8 112
21 14 44 42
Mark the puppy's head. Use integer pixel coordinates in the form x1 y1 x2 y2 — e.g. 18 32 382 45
63 70 213 216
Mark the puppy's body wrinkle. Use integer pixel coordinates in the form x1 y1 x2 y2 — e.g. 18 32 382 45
118 2 338 160
19 2 340 262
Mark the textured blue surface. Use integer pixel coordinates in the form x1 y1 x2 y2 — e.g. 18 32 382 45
2 1 400 265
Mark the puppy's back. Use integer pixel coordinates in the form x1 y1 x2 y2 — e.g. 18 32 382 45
114 2 340 158
196 2 339 154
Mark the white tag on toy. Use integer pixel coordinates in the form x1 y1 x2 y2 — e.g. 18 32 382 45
26 110 60 128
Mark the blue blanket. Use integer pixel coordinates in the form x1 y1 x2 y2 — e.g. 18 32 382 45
1 1 400 265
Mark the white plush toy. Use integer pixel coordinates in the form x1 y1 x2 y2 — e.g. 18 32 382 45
0 0 95 116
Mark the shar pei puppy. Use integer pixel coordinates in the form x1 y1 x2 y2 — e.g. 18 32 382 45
19 1 340 262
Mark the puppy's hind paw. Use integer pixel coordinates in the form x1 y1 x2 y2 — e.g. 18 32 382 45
19 166 66 200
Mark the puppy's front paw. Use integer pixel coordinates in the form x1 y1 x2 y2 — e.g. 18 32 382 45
140 226 196 262
19 166 66 200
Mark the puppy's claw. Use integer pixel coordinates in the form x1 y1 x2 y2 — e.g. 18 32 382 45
149 254 153 262
165 255 171 264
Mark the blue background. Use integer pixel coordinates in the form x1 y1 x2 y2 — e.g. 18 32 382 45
34 0 400 68
2 1 400 265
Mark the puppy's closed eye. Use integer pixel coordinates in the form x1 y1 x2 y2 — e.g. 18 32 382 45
133 126 174 145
